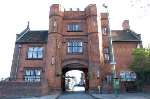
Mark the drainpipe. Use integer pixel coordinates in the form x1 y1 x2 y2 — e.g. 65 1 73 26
103 3 118 96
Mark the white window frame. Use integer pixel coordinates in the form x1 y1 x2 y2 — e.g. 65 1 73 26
120 71 136 81
67 40 83 54
67 23 81 32
27 47 43 59
24 69 41 82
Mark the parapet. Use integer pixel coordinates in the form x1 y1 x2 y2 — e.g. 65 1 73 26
50 4 64 16
85 4 97 16
101 13 108 19
49 4 98 18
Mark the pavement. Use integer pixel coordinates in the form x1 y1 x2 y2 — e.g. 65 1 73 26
91 93 150 99
57 92 94 99
1 92 150 99
19 94 60 99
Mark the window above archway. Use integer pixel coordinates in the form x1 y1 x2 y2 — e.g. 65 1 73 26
67 40 83 54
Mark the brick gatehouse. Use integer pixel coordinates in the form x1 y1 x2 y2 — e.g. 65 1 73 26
0 4 143 96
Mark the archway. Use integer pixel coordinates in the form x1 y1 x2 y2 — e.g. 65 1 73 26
64 70 85 92
61 64 89 92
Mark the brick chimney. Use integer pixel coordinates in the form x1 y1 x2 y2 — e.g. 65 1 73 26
122 20 130 30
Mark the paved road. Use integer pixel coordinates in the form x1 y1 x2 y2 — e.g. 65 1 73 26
57 92 94 99
92 93 150 99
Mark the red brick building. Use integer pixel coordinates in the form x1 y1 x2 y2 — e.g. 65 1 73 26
1 4 142 96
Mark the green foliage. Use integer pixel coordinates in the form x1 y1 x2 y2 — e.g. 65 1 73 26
130 48 150 72
130 48 150 91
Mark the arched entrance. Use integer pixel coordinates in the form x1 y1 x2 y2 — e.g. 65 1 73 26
64 70 85 92
61 64 89 92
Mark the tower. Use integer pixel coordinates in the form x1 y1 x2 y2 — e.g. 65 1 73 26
85 4 103 90
45 4 63 90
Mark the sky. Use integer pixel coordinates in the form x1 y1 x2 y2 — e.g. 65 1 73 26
0 0 150 79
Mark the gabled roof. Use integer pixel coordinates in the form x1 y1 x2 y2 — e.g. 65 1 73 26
112 29 141 42
16 30 48 44
16 27 141 44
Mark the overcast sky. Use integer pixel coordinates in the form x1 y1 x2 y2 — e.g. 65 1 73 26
0 0 150 79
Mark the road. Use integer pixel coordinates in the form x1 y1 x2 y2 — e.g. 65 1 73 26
57 92 94 99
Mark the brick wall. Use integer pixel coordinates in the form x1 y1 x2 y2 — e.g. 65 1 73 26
113 42 138 73
16 44 46 81
143 85 150 93
0 81 44 98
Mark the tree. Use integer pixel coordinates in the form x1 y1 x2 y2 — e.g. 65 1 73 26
130 48 150 91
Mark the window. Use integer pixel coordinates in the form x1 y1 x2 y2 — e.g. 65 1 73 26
103 48 110 62
120 71 136 81
102 27 108 35
67 23 82 32
27 47 43 59
104 48 109 53
106 75 112 84
104 54 110 61
67 40 83 53
24 69 41 82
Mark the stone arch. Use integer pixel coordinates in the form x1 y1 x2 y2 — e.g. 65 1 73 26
62 58 88 69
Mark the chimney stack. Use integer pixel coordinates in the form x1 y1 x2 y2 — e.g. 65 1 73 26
122 20 130 30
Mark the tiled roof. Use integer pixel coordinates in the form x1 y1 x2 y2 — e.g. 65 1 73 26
112 30 141 42
16 30 48 43
16 28 141 44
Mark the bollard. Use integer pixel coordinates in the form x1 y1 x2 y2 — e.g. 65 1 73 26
98 85 102 94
